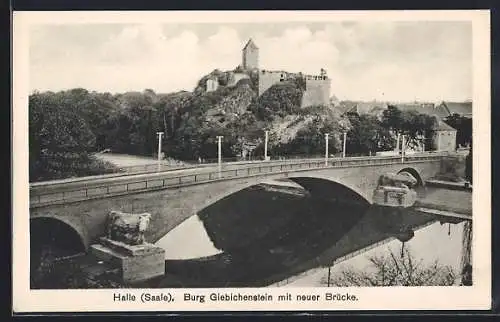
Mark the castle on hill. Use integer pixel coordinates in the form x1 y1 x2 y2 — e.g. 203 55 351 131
206 39 332 108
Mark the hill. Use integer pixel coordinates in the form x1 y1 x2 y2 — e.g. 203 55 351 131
160 68 351 160
27 69 358 181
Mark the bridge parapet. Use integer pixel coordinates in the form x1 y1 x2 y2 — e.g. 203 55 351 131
30 153 448 209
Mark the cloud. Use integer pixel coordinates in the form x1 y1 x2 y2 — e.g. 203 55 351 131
29 22 472 101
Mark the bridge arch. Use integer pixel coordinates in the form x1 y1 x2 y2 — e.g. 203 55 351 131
195 176 372 254
30 216 89 254
287 177 372 206
195 175 372 217
397 167 424 186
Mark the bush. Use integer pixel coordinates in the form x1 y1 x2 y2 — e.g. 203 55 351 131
30 152 121 182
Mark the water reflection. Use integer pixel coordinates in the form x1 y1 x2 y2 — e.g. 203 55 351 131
155 216 222 260
152 182 464 288
286 221 466 287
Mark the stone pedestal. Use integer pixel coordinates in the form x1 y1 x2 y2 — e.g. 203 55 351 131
372 186 417 208
90 238 165 284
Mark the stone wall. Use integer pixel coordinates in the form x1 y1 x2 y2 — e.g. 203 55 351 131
258 71 286 95
227 72 250 87
439 154 467 180
301 78 331 107
433 131 457 152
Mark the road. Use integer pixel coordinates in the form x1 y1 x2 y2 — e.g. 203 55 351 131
29 152 451 208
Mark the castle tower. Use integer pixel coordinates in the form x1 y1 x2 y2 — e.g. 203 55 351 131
242 39 259 70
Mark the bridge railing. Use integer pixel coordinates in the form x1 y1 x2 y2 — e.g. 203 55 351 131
95 155 327 176
29 152 447 208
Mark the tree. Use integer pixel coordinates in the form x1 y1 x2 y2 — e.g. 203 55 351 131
381 106 435 151
465 145 473 184
346 113 393 156
322 247 457 287
444 113 472 148
29 91 117 181
272 108 350 157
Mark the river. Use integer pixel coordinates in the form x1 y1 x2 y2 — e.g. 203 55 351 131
153 182 466 287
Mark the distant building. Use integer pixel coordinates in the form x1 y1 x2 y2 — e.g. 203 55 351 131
431 119 457 152
394 102 450 120
438 101 472 118
242 39 259 70
257 69 331 107
206 75 219 92
337 101 388 120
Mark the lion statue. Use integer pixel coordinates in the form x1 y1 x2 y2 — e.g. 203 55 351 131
105 210 152 246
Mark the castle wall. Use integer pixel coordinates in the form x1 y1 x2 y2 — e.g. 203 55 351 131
301 78 331 107
258 71 287 95
227 72 250 87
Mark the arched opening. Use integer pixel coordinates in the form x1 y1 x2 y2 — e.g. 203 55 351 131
30 217 86 288
398 167 424 187
288 177 371 206
161 178 372 286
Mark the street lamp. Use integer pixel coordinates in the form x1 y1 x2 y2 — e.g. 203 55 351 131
324 133 330 166
342 132 347 158
401 135 406 163
156 132 164 172
327 264 331 287
264 130 269 161
396 132 401 154
156 132 164 161
216 136 223 178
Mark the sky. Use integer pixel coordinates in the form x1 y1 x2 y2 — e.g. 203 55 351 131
29 21 472 102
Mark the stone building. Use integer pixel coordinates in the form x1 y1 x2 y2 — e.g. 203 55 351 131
432 119 457 152
300 74 331 107
242 39 259 70
206 75 219 92
395 102 451 121
240 39 332 107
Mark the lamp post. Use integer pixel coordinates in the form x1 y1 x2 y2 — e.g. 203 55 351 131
396 132 401 154
324 133 330 166
264 130 269 161
216 136 223 178
401 135 405 163
327 263 332 287
342 132 347 158
156 132 164 172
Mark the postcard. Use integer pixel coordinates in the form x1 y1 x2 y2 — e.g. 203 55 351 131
12 10 491 312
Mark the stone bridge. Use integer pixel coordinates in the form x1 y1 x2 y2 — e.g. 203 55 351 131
29 153 449 256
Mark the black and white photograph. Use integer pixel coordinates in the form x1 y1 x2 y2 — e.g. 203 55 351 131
13 10 491 312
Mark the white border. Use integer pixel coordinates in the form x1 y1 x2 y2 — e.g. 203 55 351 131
12 10 491 312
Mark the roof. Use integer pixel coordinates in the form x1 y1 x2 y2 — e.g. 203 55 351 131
369 105 387 116
394 103 450 119
431 119 457 132
337 101 388 116
337 101 358 114
440 101 472 117
356 102 387 115
243 39 258 51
